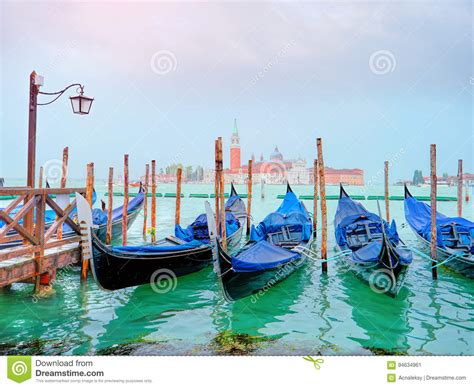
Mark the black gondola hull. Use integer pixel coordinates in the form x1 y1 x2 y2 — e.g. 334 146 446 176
216 241 308 301
90 220 245 291
91 237 213 291
339 243 409 298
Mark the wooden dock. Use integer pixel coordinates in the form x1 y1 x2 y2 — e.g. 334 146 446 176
0 187 87 290
0 242 80 287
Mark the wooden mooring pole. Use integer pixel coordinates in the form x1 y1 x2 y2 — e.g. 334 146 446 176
57 146 69 240
175 167 182 226
430 144 438 280
33 187 46 292
457 159 463 217
122 154 129 245
143 163 149 240
384 160 390 221
106 167 113 244
61 146 69 189
313 159 319 237
82 162 94 281
214 139 221 234
261 178 265 199
247 159 253 235
85 163 94 206
218 137 227 249
151 160 156 243
38 166 44 188
317 138 328 274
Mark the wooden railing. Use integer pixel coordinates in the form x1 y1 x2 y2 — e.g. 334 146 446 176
0 188 87 269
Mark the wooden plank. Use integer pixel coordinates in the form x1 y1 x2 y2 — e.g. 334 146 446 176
0 244 80 288
0 188 86 196
45 235 81 249
0 196 39 244
0 245 40 261
3 195 26 215
44 197 80 238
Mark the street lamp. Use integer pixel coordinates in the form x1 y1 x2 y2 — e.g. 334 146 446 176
69 86 94 115
27 71 94 189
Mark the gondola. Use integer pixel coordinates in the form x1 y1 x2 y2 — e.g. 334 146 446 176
78 184 246 291
209 183 313 301
334 185 412 297
404 185 473 278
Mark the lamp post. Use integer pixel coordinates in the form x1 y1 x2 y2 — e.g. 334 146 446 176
26 70 94 188
24 71 93 235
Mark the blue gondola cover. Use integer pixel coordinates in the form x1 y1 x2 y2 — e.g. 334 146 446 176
175 212 239 243
231 240 301 272
405 196 474 252
174 191 244 243
111 239 203 254
334 196 399 248
250 190 312 242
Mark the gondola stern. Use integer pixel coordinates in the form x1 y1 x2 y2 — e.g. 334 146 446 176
230 182 238 197
340 184 350 198
215 239 236 302
404 184 413 199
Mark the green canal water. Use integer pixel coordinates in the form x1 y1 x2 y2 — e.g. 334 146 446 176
0 183 472 356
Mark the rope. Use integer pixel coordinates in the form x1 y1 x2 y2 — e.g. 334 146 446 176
294 246 351 262
432 252 466 268
400 245 466 269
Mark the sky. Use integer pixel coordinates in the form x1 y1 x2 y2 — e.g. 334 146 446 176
0 0 472 183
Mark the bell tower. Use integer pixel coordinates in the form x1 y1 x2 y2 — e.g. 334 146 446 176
230 118 241 172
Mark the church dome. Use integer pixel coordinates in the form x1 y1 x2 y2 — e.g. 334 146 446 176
270 146 283 161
